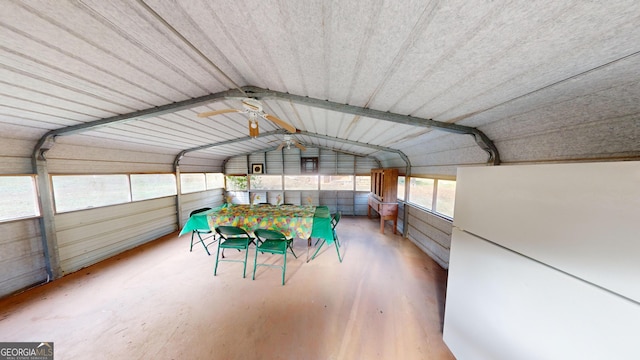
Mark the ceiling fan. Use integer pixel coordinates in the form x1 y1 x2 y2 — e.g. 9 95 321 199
272 134 306 151
197 98 296 137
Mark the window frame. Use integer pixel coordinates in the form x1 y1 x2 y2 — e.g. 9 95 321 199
0 174 41 222
405 175 456 220
50 172 184 214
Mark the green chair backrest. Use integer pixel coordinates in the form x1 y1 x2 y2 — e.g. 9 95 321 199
190 207 211 217
254 229 287 241
331 211 341 230
216 226 250 237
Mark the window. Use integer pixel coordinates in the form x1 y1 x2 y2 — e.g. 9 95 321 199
406 177 456 219
0 176 40 221
397 176 405 201
355 176 371 191
206 173 225 189
249 175 282 190
180 173 206 194
284 175 318 190
300 157 318 173
408 178 434 210
320 175 353 190
131 174 176 201
435 179 456 218
225 176 248 191
52 175 131 213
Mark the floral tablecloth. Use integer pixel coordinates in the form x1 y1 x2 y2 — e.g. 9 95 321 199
179 204 334 243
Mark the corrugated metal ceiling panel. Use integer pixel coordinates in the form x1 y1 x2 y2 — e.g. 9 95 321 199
1 0 638 171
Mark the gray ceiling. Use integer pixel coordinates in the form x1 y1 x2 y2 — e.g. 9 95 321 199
1 0 639 175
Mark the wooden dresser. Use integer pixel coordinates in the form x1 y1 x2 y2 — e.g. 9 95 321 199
368 168 398 234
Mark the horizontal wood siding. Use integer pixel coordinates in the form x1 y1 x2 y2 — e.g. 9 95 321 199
319 191 338 214
0 219 47 298
283 191 301 205
397 202 405 234
405 204 452 268
355 157 379 175
354 192 369 216
337 191 354 215
180 189 225 224
265 150 283 174
337 153 355 174
283 149 303 174
319 149 337 174
225 157 248 174
0 138 34 174
46 144 175 174
55 197 177 275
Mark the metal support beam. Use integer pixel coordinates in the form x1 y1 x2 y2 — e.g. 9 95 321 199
31 154 62 280
34 85 499 165
221 144 378 164
241 86 500 165
297 131 411 176
173 130 288 167
34 88 246 161
173 129 403 173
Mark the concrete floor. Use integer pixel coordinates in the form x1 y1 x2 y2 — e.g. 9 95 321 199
0 216 454 359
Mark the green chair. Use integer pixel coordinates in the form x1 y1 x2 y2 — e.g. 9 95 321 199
253 229 298 285
214 226 254 278
189 208 216 255
311 211 342 262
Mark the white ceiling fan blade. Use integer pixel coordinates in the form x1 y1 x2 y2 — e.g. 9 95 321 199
264 114 296 133
197 108 241 118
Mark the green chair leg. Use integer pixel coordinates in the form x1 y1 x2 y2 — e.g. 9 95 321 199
191 231 212 255
311 239 325 260
311 237 342 262
242 245 248 278
282 251 287 285
287 240 298 259
252 246 258 280
214 241 222 275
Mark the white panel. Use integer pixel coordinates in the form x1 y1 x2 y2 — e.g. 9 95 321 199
444 229 640 360
0 219 46 297
225 156 248 174
55 197 177 274
265 150 283 174
319 149 337 174
283 191 301 205
354 192 369 216
226 191 249 205
319 190 337 214
300 191 319 206
355 157 378 175
180 189 225 224
266 191 283 205
454 161 640 301
337 153 355 174
283 149 302 175
406 205 452 268
337 191 354 215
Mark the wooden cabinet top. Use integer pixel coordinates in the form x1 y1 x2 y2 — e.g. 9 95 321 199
370 168 398 203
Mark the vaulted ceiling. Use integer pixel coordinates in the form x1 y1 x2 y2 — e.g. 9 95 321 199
1 0 639 175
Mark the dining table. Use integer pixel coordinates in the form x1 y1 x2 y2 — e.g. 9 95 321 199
179 204 335 245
